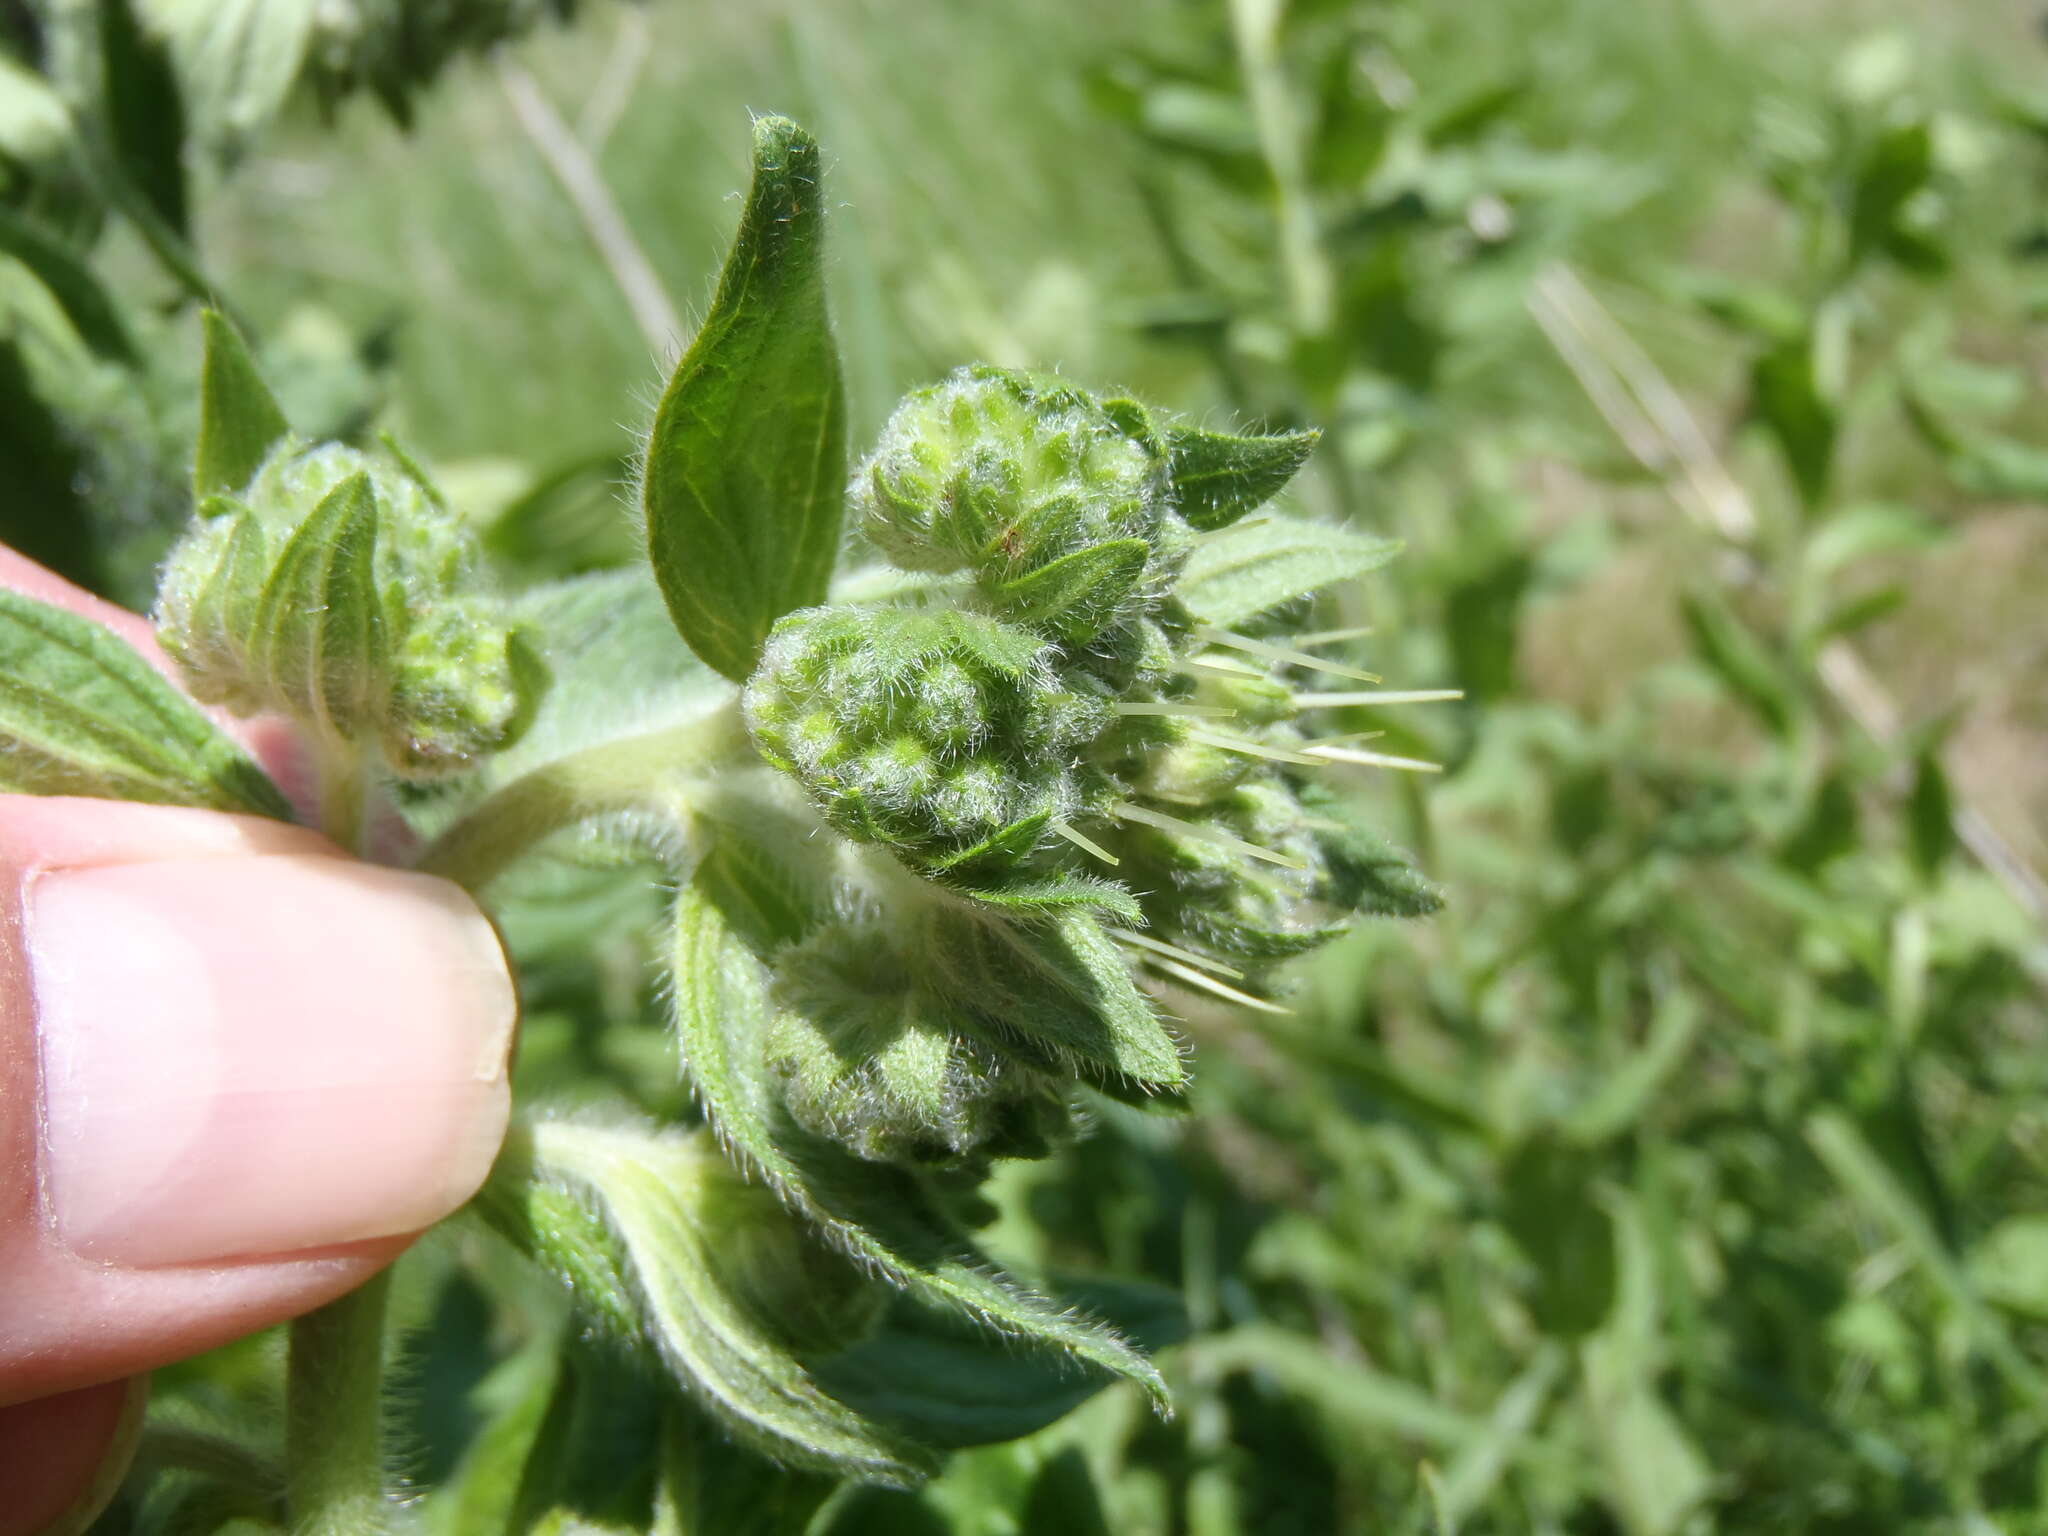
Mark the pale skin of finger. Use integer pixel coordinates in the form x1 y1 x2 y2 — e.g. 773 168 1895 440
0 799 423 1408
0 553 514 1531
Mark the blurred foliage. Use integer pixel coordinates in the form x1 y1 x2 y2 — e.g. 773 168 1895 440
9 0 2045 1531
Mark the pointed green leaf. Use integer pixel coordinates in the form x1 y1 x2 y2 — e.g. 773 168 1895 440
1811 583 1905 645
1168 427 1319 532
931 909 1186 1093
990 538 1149 642
1907 748 1954 882
160 500 271 699
814 1278 1186 1452
921 809 1051 876
1301 784 1445 918
0 587 289 817
958 875 1144 924
1849 118 1934 269
1781 770 1858 873
1750 332 1834 512
196 309 291 498
643 116 847 682
1177 514 1399 627
668 876 1168 1407
504 1119 934 1484
249 471 386 743
1198 1325 1485 1447
1679 591 1796 738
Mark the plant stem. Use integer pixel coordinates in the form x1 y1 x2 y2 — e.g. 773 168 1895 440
416 706 751 893
286 1270 393 1536
1228 0 1332 338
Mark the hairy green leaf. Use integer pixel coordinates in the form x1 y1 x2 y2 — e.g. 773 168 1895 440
513 1119 933 1484
932 909 1186 1094
644 115 847 682
958 875 1145 924
814 1277 1185 1451
483 569 723 787
249 471 385 744
0 587 288 816
195 309 291 498
668 878 1168 1407
472 1137 644 1343
1177 515 1399 627
990 538 1149 643
1167 426 1318 532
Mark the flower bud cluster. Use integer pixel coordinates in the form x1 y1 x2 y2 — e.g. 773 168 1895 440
740 367 1440 1169
766 920 1065 1164
855 368 1187 645
746 604 1114 877
157 440 540 778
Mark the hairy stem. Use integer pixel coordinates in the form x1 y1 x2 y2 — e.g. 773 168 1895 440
416 707 751 892
286 1270 392 1536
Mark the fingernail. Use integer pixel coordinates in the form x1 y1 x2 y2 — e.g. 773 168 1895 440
29 855 515 1266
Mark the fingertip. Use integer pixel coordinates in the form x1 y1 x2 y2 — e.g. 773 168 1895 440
0 1376 145 1536
30 853 516 1268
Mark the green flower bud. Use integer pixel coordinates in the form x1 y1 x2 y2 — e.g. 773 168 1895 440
853 368 1185 643
767 921 1066 1165
157 440 541 778
745 605 1113 874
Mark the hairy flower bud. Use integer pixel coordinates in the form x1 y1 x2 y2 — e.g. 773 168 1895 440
745 605 1114 874
853 368 1186 644
767 922 1066 1164
157 440 541 778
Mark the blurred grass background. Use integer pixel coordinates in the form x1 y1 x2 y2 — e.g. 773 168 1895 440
30 0 2048 1528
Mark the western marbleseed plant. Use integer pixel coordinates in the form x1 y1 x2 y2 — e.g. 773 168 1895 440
0 118 1452 1531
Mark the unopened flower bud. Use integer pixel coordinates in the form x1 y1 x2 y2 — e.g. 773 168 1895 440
853 368 1185 644
767 922 1067 1164
745 606 1113 874
157 441 541 778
